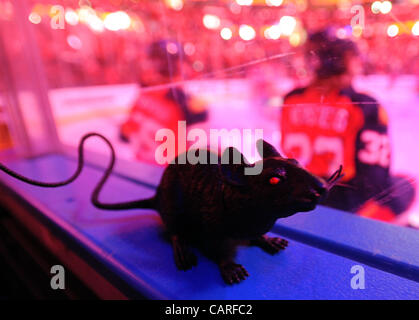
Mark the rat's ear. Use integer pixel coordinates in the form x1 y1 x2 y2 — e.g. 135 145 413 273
219 147 249 186
221 147 249 165
256 139 282 159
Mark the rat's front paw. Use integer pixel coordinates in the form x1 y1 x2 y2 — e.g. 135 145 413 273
252 235 288 254
171 236 197 271
219 261 249 284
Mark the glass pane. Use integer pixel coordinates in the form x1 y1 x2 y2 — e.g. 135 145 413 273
8 0 418 227
0 0 59 156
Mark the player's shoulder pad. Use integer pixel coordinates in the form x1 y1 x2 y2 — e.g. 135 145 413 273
340 87 378 106
340 87 383 123
284 87 307 101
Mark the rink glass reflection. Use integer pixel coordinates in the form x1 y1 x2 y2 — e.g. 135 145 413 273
0 0 417 227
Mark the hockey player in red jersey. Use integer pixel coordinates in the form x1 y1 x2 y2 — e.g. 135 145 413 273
120 40 207 163
280 30 415 222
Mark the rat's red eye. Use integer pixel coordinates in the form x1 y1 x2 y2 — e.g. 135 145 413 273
269 177 281 185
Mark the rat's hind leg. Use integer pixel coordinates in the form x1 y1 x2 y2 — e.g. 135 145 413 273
157 175 198 271
250 235 288 254
171 235 197 271
163 218 198 271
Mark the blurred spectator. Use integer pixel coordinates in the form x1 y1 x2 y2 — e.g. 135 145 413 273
279 30 415 222
28 2 419 88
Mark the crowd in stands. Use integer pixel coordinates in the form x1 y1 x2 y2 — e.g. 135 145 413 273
25 0 419 88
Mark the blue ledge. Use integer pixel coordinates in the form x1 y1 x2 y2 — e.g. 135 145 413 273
0 154 418 299
273 206 419 283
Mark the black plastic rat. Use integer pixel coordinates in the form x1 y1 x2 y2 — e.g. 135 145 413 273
0 133 343 284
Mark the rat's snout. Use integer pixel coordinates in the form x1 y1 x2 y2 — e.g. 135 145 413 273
307 185 327 201
296 183 326 205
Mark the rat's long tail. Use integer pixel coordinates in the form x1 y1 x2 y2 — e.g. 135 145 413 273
0 132 155 211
